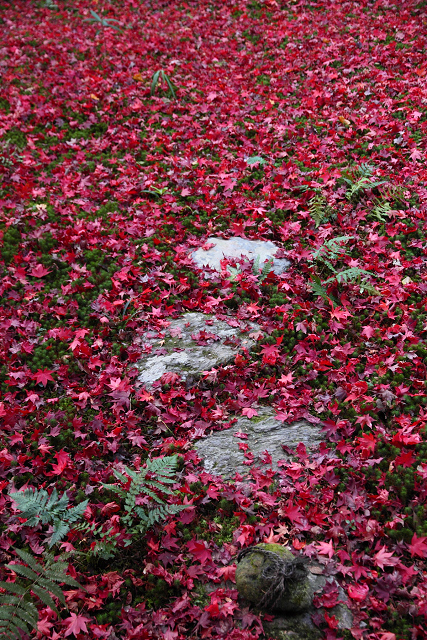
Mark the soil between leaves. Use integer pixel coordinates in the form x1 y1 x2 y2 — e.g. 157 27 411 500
1 1 427 639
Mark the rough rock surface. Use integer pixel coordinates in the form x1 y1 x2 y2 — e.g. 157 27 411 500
263 594 352 640
193 408 322 479
191 236 290 275
235 544 352 640
136 312 259 387
235 544 313 614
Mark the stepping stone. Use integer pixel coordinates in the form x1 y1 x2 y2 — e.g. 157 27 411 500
193 408 323 480
191 237 290 276
136 312 259 387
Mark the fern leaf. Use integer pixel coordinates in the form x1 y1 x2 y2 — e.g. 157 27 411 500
142 479 175 494
0 615 28 639
100 482 124 495
0 619 23 640
146 455 178 473
326 267 373 285
0 581 26 596
49 520 71 547
0 595 38 629
31 584 58 613
259 258 274 282
308 191 329 227
43 567 81 588
6 563 39 582
36 577 66 604
65 500 89 522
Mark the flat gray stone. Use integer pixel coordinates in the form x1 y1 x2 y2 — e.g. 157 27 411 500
193 408 323 479
136 312 259 387
191 237 290 276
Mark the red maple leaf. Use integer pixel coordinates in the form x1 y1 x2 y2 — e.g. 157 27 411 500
280 502 307 527
241 407 258 419
260 343 280 365
32 369 55 386
373 546 398 570
49 449 70 476
187 539 212 564
347 583 369 602
408 534 427 558
30 264 51 278
63 612 90 637
315 539 334 559
410 147 423 162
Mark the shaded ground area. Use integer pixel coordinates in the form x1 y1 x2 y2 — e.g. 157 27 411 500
1 0 427 638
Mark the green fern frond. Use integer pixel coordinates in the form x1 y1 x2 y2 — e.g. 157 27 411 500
10 488 88 548
0 548 83 639
308 191 330 227
310 236 353 264
101 456 188 540
308 276 338 305
341 164 387 201
259 258 274 282
325 268 381 296
325 267 373 285
370 197 392 222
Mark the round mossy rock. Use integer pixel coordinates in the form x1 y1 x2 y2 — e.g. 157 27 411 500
235 543 312 613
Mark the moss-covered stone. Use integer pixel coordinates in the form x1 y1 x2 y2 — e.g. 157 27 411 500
235 544 313 613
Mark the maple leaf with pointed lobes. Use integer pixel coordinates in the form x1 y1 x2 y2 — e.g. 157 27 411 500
315 539 334 558
410 147 423 162
49 449 71 475
408 533 427 558
30 264 51 277
187 539 212 564
241 407 258 419
260 343 280 365
361 325 375 339
63 612 90 637
373 546 398 570
32 369 55 386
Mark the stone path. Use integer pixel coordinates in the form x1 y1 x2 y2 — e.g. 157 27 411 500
134 238 352 640
191 236 290 275
136 312 259 388
193 408 323 480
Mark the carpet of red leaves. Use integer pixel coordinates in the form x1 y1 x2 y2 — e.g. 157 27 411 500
1 1 427 639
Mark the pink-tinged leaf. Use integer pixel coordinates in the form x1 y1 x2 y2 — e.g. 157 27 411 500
361 325 375 338
347 583 369 601
181 188 191 196
241 407 258 419
315 539 334 559
236 524 255 547
30 264 51 278
32 369 54 386
63 612 90 637
373 546 398 570
408 533 427 558
410 147 423 162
